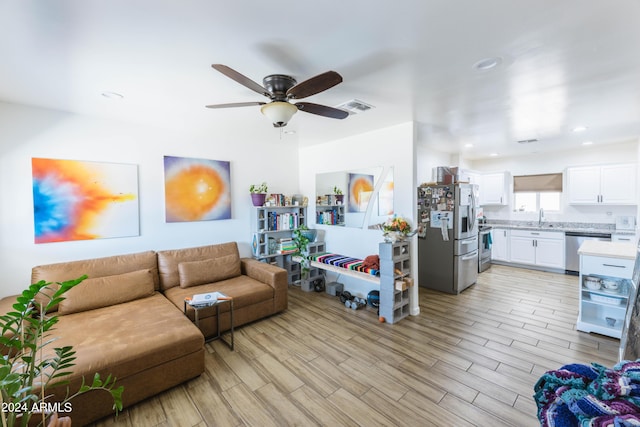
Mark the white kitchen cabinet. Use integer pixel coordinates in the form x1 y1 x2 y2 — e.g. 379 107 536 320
509 235 536 265
491 228 510 262
508 229 565 269
567 164 637 205
577 242 636 339
480 172 510 206
535 238 566 269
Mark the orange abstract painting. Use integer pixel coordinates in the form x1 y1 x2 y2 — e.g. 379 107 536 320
164 156 231 222
348 173 374 212
32 158 139 243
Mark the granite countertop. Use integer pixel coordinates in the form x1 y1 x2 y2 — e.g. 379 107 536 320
485 220 636 235
577 240 638 260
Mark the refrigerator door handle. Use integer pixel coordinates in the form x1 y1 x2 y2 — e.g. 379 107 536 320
469 189 477 233
461 252 478 261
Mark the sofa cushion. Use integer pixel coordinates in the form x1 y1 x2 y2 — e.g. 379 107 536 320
157 242 239 291
32 250 159 312
58 269 156 315
48 293 203 384
164 275 275 317
178 254 241 288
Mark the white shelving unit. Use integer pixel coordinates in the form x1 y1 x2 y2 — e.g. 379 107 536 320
378 241 411 324
577 250 635 338
251 205 308 284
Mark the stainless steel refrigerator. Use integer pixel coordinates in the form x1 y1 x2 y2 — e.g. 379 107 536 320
417 183 479 294
619 242 640 361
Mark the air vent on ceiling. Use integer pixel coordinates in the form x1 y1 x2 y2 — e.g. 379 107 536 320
334 99 375 115
517 138 538 144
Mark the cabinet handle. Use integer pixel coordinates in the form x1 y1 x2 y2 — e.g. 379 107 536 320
531 232 540 235
602 263 626 268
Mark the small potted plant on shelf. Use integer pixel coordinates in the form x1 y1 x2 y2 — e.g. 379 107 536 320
333 186 344 204
0 276 123 427
249 182 268 207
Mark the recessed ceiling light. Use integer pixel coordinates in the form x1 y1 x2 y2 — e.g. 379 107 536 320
464 143 473 148
101 91 124 99
489 153 499 157
572 126 588 132
582 141 593 146
472 57 503 71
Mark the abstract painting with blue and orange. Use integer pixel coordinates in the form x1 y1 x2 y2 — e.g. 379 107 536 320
32 158 139 243
164 156 231 222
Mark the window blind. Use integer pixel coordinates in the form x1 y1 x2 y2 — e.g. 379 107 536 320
513 173 563 192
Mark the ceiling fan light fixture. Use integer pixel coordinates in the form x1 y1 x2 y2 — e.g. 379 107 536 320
261 101 298 127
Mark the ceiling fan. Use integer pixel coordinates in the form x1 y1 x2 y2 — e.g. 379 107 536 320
206 64 349 127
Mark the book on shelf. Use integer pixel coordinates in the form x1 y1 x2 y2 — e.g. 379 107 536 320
267 211 300 231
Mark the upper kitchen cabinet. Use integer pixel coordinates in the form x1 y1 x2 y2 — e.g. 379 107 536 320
480 172 510 206
567 164 637 205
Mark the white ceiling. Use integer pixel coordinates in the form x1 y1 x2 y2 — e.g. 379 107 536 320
1 1 640 159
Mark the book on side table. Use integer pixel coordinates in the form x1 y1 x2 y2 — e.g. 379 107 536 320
185 291 231 307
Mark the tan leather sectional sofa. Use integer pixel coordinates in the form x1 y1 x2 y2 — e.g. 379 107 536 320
0 242 288 426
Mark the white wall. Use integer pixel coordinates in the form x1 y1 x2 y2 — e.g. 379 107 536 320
298 122 417 307
416 144 452 184
0 102 298 297
467 141 639 223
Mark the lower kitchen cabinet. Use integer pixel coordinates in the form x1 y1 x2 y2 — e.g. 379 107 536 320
491 228 510 262
508 229 565 269
577 250 635 338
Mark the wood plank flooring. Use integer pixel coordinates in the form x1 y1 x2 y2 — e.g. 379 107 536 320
90 265 620 426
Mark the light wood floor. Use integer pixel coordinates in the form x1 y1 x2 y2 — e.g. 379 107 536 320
90 265 620 427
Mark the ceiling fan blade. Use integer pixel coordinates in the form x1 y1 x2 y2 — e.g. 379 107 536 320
205 101 266 109
286 71 343 99
211 64 271 97
295 102 349 119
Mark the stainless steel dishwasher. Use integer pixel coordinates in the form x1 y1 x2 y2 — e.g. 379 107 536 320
565 231 612 275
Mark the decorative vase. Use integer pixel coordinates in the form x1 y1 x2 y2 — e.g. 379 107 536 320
383 231 406 243
335 194 344 204
251 193 267 207
300 229 317 242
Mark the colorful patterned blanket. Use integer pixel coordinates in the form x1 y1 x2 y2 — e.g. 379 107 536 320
534 360 640 426
309 252 379 276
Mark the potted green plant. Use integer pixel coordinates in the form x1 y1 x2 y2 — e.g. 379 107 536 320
249 182 268 207
292 225 316 280
0 277 123 427
333 186 344 204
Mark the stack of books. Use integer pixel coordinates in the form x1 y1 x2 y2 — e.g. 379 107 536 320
277 238 297 254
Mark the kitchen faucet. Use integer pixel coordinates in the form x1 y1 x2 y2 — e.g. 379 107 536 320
538 208 545 226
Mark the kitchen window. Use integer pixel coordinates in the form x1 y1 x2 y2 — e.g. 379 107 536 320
513 173 563 213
